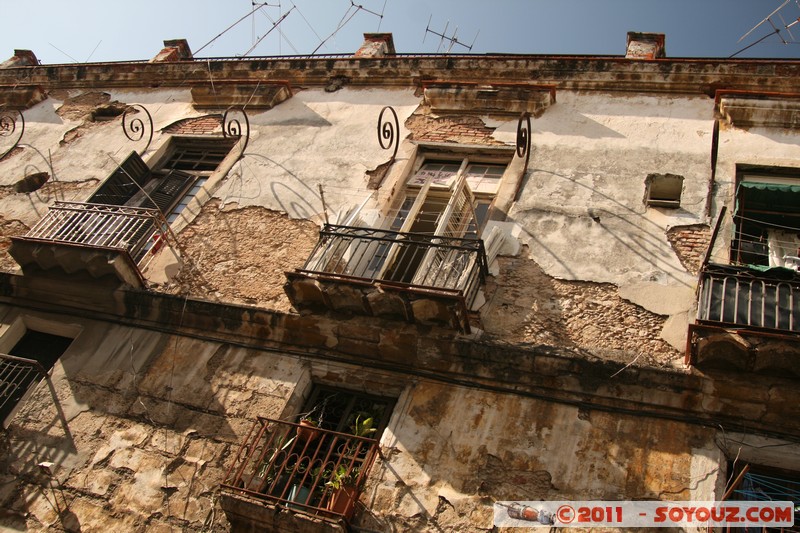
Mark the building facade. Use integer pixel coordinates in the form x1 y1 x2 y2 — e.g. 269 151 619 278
0 33 798 532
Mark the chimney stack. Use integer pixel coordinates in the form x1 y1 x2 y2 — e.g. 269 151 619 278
354 33 396 58
151 39 193 63
625 32 666 59
1 49 39 68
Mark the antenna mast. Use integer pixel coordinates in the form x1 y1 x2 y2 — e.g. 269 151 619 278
732 0 800 56
423 15 479 53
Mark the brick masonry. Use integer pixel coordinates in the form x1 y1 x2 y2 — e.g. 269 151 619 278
163 116 223 136
666 224 711 275
405 113 506 146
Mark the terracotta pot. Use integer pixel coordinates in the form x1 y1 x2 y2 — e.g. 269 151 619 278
296 420 319 442
327 485 358 519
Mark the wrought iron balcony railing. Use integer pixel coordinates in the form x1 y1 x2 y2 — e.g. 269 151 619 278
0 353 47 426
20 201 165 266
221 417 379 522
298 224 488 309
697 263 799 333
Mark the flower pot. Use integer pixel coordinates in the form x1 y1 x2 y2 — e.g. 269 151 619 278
296 420 319 443
327 485 358 519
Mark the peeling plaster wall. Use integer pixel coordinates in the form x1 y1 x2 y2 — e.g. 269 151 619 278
365 382 723 531
0 306 305 531
0 302 731 532
213 88 420 222
149 200 319 311
1 61 800 533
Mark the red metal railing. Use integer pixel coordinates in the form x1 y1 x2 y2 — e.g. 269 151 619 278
221 417 379 521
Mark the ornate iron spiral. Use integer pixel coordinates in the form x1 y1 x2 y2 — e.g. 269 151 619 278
0 109 25 160
122 104 154 155
223 106 250 157
377 106 399 161
516 112 532 172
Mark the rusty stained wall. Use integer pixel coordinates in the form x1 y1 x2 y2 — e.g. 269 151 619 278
362 382 721 532
0 308 308 532
0 304 724 532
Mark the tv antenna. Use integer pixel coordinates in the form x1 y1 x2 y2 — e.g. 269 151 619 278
423 15 479 53
732 0 800 57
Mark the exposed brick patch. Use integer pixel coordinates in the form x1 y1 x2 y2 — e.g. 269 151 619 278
163 115 223 135
56 91 112 121
405 113 505 146
666 224 711 275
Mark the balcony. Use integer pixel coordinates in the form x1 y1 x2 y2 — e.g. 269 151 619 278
687 203 800 375
284 224 488 332
219 417 379 532
697 264 799 333
9 202 165 287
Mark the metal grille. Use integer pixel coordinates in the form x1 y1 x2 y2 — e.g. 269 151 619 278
0 354 46 425
221 417 379 521
301 224 488 308
22 201 164 266
698 266 799 332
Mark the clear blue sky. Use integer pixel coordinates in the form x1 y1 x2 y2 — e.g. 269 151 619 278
2 0 799 64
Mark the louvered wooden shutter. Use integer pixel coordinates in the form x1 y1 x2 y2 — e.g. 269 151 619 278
138 170 195 214
89 151 150 206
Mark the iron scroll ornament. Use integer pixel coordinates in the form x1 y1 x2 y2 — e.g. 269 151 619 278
223 106 250 157
122 104 154 155
0 109 25 160
516 112 531 173
377 106 399 161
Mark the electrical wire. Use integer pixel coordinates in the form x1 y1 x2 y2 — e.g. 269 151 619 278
241 8 295 57
195 4 266 56
309 7 359 55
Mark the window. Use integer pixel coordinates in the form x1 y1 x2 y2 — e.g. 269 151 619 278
732 166 800 270
645 173 683 208
301 385 394 437
369 156 507 283
90 136 237 221
724 462 800 531
0 330 73 426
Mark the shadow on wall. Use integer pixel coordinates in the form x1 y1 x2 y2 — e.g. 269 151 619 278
228 153 323 220
368 383 717 530
514 167 695 289
534 104 626 140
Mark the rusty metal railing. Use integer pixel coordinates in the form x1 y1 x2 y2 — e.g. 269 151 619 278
0 353 47 425
300 224 488 310
21 201 165 265
221 417 379 521
697 264 799 333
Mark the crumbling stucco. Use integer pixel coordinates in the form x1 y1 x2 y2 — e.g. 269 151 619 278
405 112 506 146
483 253 679 366
159 200 319 311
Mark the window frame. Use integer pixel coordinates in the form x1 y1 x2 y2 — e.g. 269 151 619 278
0 317 79 428
731 164 800 269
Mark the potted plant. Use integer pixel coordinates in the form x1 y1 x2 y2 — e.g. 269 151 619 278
296 417 319 443
325 464 359 518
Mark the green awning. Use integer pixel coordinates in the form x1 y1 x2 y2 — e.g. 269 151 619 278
736 181 800 225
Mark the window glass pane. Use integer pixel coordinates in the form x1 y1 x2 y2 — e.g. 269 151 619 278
466 163 505 194
408 161 460 188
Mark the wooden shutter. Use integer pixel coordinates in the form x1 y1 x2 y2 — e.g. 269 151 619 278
138 170 195 214
89 151 150 206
